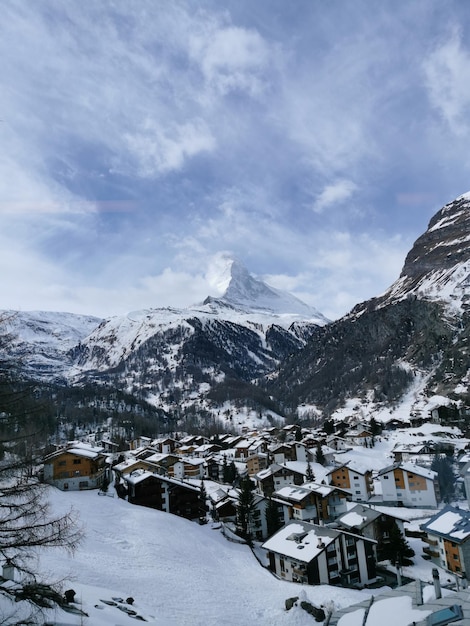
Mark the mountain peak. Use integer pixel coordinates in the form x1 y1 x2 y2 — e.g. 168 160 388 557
204 255 329 322
353 192 470 316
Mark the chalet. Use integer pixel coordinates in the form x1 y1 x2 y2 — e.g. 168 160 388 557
377 462 439 508
124 471 200 520
335 504 406 547
169 457 205 479
274 483 349 524
343 428 373 448
262 520 377 587
210 488 238 523
327 462 374 502
254 463 305 496
193 443 222 458
391 441 436 463
325 435 351 452
43 442 108 491
270 443 294 464
246 453 268 476
152 437 179 455
420 505 470 577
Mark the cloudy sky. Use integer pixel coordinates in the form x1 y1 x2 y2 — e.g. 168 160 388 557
2 0 470 320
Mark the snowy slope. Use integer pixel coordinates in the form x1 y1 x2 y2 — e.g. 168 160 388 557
0 310 101 378
33 489 370 626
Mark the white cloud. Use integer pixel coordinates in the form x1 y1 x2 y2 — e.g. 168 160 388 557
122 118 216 177
189 24 271 97
424 29 470 135
312 180 358 214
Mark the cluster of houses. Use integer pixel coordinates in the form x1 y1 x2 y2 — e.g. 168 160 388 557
42 417 470 591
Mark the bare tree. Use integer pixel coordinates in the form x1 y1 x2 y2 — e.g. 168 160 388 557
0 316 83 622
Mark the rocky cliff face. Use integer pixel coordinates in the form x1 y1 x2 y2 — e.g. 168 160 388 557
270 193 470 420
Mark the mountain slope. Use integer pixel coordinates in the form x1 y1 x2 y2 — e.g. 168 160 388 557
0 260 317 429
269 193 470 420
0 310 101 380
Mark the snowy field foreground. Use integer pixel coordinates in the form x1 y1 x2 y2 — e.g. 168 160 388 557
25 488 373 626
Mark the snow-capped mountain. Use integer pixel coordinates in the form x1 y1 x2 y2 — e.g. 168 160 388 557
0 259 327 430
270 192 470 422
0 310 101 380
354 192 470 316
66 260 327 426
204 256 328 321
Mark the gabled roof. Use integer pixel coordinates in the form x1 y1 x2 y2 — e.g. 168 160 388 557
326 460 371 476
44 442 105 462
336 504 382 530
421 505 470 543
377 462 437 480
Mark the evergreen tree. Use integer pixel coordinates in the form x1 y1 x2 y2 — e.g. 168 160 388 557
369 417 382 436
431 454 455 503
265 497 282 537
237 476 255 542
315 443 325 466
198 480 208 523
323 420 335 435
305 458 315 482
378 523 415 566
222 455 230 483
228 461 238 484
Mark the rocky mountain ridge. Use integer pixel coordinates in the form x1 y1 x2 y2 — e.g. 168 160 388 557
269 193 470 423
1 260 326 431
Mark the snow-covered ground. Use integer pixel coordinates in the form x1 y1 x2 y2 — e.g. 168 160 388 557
27 488 374 625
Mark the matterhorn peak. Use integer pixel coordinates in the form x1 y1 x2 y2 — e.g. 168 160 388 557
204 254 329 323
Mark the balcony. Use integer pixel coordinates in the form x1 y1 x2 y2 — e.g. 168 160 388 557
423 546 439 559
422 536 438 546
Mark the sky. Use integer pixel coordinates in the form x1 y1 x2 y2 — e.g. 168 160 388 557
2 1 470 321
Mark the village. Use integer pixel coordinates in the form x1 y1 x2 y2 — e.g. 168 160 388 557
41 405 470 606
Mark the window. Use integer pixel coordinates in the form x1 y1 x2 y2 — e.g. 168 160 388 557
355 491 361 494
280 558 285 573
383 476 389 480
73 459 82 465
58 460 66 467
353 476 359 480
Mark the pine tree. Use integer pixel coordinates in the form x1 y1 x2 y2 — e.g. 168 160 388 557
265 497 283 537
378 523 415 566
315 443 325 466
198 480 208 523
305 458 315 482
431 454 455 503
369 416 382 436
237 476 255 542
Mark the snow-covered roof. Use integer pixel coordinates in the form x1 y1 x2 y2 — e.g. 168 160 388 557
336 505 381 530
421 505 470 542
262 522 337 563
327 460 371 476
274 485 313 502
377 462 436 480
